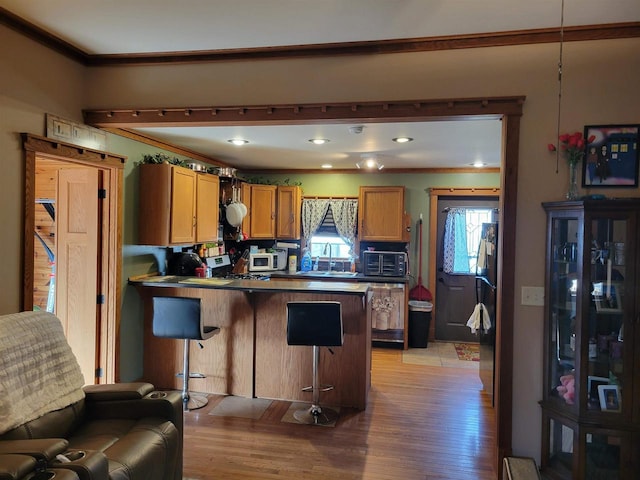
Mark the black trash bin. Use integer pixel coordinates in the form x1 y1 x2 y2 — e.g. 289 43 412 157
408 300 432 348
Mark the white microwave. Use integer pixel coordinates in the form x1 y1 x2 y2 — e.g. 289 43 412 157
248 250 287 272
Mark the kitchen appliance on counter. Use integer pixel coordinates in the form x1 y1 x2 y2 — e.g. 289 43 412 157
362 251 407 277
248 248 287 272
167 252 204 276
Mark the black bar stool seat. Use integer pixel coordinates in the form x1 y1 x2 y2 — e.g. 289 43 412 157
152 296 219 411
287 301 343 425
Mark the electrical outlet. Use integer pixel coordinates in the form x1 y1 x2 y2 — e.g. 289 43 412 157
522 286 545 306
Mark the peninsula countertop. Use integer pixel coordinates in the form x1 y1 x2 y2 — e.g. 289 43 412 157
129 274 370 295
131 272 372 410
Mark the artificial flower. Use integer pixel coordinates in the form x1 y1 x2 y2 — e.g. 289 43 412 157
549 131 596 165
372 296 397 314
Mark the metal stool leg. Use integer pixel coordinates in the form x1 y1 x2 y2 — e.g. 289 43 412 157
293 345 338 425
178 339 208 411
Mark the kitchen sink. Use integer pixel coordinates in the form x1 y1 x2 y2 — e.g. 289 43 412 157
295 271 359 278
321 271 359 277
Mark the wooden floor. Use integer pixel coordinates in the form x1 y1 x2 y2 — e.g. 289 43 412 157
182 346 496 480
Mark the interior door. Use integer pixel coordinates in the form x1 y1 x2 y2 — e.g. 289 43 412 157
56 167 99 385
435 197 498 342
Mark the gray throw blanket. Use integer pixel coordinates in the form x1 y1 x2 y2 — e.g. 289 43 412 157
0 311 85 434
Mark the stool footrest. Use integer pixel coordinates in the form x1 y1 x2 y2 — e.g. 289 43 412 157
301 385 334 393
176 372 206 378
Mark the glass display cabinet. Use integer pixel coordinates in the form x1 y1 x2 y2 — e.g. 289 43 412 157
540 199 640 479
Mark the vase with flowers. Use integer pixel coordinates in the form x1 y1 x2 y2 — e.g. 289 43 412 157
548 131 595 200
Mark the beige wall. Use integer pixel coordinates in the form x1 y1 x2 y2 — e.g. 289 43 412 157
84 38 640 461
0 25 86 313
3 21 640 462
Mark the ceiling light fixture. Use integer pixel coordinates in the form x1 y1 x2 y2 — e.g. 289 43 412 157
471 161 487 168
393 137 414 143
349 125 365 135
356 154 384 171
321 164 333 169
228 138 248 146
309 138 329 145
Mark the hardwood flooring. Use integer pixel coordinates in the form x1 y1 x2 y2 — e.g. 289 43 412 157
183 346 496 479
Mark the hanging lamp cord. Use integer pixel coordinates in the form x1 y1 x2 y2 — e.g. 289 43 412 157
555 0 565 173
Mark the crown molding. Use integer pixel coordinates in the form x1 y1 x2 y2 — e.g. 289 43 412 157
1 7 638 66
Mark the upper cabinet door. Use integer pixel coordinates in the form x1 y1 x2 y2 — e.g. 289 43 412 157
169 166 197 244
195 173 219 243
358 186 405 241
250 185 277 239
276 186 301 239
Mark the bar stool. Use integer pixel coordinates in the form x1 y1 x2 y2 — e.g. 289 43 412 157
152 296 219 411
286 301 343 425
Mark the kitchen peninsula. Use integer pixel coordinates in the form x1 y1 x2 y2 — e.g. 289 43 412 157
130 275 371 410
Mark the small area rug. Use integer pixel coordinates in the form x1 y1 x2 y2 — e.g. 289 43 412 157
208 396 272 420
280 402 339 427
454 343 480 361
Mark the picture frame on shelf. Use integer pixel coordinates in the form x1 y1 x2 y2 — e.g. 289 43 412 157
592 281 623 313
588 376 609 402
582 124 639 188
598 384 621 412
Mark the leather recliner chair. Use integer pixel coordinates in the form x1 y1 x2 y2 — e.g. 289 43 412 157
0 311 183 480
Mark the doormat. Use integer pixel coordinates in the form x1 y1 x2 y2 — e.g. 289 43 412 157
280 402 338 427
454 343 480 361
208 396 272 420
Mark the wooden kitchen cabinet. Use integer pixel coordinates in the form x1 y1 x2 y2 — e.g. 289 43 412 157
276 185 301 239
540 199 640 479
195 173 219 243
138 163 218 245
248 184 277 239
358 186 405 241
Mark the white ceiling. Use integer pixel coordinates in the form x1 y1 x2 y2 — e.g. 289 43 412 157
3 0 639 170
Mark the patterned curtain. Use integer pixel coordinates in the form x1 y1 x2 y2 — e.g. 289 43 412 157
443 208 470 274
329 199 358 249
301 199 330 241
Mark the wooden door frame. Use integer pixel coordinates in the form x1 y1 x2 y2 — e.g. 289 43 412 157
22 133 126 383
86 95 522 476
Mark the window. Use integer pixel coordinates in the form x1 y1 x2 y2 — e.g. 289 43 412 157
443 207 495 274
307 205 352 259
308 234 351 259
302 199 358 262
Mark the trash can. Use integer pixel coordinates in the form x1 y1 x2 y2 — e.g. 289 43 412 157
408 300 432 348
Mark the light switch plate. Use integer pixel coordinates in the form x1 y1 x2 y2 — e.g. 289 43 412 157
521 286 545 306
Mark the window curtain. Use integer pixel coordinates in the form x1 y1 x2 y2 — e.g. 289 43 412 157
301 199 330 241
329 199 358 249
443 208 470 274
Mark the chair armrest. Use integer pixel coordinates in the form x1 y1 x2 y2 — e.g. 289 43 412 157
0 439 68 464
83 382 154 401
0 454 37 480
84 389 183 431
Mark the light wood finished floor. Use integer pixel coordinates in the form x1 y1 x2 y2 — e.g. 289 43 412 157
182 346 496 479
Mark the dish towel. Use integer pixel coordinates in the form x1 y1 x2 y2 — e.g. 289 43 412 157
466 303 491 334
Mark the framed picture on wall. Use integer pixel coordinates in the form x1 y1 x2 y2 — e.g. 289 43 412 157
582 125 639 188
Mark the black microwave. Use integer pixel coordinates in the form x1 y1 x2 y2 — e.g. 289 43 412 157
362 251 407 277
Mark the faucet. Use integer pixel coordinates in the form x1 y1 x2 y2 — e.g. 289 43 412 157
323 242 333 272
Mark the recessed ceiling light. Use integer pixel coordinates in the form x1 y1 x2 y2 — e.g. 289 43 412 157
471 161 487 168
393 137 414 143
228 138 248 146
321 164 333 169
309 138 330 145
